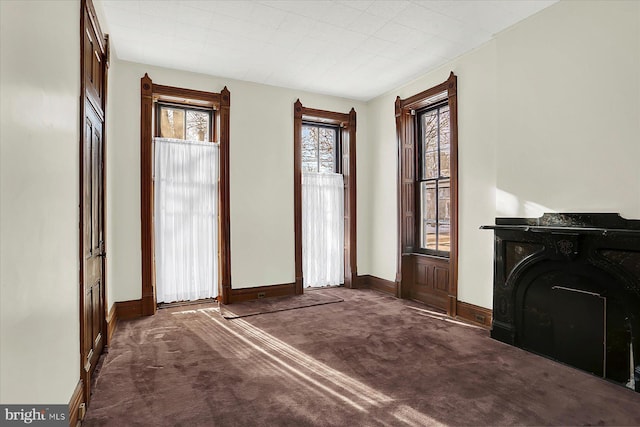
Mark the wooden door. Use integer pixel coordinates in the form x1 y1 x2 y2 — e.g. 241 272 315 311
82 100 105 389
80 0 107 404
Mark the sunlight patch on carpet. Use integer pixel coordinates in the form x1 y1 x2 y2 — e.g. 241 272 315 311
393 405 447 427
406 306 484 329
202 309 446 425
170 306 443 426
199 308 374 411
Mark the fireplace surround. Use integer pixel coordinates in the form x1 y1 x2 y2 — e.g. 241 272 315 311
482 213 640 391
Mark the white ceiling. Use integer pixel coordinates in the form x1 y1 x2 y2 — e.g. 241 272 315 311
97 0 556 101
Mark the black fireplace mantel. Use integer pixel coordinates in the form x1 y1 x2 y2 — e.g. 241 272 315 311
481 212 640 236
482 213 640 392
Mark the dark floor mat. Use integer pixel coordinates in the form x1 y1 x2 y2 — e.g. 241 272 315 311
220 289 343 319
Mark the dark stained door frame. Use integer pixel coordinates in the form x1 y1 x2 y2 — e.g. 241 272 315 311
293 100 357 293
140 75 231 311
79 0 108 404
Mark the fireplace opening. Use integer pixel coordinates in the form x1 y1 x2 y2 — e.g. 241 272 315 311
517 262 614 378
482 213 640 392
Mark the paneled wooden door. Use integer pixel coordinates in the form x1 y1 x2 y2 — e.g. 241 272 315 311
80 0 108 404
81 100 105 386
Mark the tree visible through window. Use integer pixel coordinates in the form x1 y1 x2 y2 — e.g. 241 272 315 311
419 103 450 253
302 124 339 173
158 104 211 142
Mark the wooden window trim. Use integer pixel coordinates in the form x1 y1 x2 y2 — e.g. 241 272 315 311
140 74 231 313
294 100 357 292
395 72 458 313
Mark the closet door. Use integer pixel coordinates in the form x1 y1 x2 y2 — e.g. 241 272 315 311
82 100 105 386
80 0 108 405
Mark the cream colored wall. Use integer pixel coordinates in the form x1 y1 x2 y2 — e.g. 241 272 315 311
107 60 368 301
0 0 80 404
365 0 640 309
495 0 640 218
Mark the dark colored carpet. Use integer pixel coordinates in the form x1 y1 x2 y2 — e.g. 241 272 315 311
220 289 343 319
84 288 640 426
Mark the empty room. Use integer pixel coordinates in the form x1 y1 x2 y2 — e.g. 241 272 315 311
1 0 640 425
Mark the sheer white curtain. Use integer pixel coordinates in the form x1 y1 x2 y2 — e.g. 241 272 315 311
154 138 218 303
302 172 344 287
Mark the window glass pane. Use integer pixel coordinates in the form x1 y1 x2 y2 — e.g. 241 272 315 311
302 126 318 172
159 107 185 139
318 127 336 173
420 181 437 250
303 125 339 173
422 111 439 179
439 106 450 178
319 162 334 173
438 179 450 252
186 110 210 142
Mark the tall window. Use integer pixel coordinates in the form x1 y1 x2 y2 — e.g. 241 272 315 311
293 100 357 291
140 74 231 311
418 102 450 255
395 72 458 313
301 123 340 173
153 101 218 304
